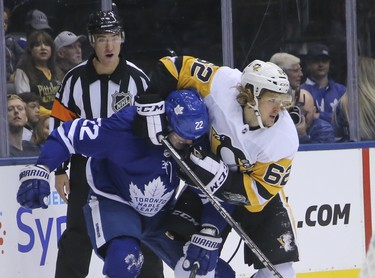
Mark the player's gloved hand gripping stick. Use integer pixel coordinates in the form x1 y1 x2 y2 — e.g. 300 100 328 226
182 225 222 277
158 134 283 278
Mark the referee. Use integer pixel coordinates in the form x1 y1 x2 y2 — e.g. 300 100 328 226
50 10 163 278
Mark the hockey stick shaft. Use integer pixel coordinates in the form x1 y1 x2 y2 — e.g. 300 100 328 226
189 262 199 278
160 136 282 278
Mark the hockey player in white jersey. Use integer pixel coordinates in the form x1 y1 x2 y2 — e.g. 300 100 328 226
147 56 300 277
16 88 235 278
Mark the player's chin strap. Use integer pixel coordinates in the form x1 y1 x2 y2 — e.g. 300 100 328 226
246 99 265 129
158 135 282 278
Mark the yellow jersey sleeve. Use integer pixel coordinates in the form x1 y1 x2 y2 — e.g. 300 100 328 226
159 56 220 98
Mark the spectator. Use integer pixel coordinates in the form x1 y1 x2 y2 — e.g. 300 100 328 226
18 92 41 141
7 94 40 157
50 10 162 278
333 92 350 142
25 9 53 37
5 9 53 73
301 43 346 123
4 7 27 72
270 52 335 143
269 53 316 124
54 31 86 77
4 7 17 92
31 115 50 147
333 56 375 141
14 30 63 115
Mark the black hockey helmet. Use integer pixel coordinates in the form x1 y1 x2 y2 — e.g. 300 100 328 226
87 10 125 43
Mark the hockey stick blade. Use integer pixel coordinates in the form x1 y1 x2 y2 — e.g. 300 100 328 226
159 135 282 278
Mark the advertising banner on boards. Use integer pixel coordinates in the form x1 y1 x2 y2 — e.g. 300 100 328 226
0 148 372 277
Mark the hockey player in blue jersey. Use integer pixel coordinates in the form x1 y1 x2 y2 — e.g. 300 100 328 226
16 88 235 278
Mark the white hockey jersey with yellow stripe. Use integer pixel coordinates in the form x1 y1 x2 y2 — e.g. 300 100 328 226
152 56 299 212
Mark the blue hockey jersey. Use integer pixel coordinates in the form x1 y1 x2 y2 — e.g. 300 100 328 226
38 106 180 217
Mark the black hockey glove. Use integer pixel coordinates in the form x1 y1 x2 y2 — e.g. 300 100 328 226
133 94 167 145
164 187 203 241
180 146 230 200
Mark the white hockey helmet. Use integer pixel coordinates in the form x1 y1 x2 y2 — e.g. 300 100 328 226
241 60 290 97
241 60 290 128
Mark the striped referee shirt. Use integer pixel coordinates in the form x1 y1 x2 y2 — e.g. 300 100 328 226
50 55 150 130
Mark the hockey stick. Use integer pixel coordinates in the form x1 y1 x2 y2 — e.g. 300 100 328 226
189 262 199 278
159 136 283 278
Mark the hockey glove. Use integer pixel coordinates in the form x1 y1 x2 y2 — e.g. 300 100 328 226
181 146 230 200
164 187 202 241
182 225 222 276
133 94 167 145
17 165 51 209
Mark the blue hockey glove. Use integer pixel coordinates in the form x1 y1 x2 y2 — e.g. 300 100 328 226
181 146 230 199
182 225 222 276
17 165 51 209
133 94 167 145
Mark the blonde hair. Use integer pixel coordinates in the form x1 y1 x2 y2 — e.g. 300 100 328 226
31 115 50 145
358 56 375 140
335 56 375 140
7 94 27 108
269 53 300 70
236 84 254 106
8 94 25 102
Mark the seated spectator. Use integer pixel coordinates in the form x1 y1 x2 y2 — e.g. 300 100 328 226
31 115 50 147
4 7 17 93
4 7 27 71
14 30 63 115
270 52 335 143
333 56 375 141
18 92 41 141
5 9 53 75
25 9 53 38
7 94 40 157
332 92 349 142
301 43 346 124
54 31 86 77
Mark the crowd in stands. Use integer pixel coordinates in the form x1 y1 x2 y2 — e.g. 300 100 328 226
2 5 375 158
3 6 86 157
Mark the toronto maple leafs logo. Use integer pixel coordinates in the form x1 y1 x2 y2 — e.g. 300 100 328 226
174 104 184 115
129 177 174 216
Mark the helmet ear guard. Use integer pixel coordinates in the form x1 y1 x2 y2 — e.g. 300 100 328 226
165 89 209 140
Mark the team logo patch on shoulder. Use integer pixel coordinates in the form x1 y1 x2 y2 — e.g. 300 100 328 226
112 90 132 112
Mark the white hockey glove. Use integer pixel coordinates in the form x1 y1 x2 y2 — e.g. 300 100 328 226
133 94 167 145
17 165 51 209
182 225 222 276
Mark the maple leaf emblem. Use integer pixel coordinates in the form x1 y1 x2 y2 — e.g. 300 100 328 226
174 104 184 115
129 177 174 216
